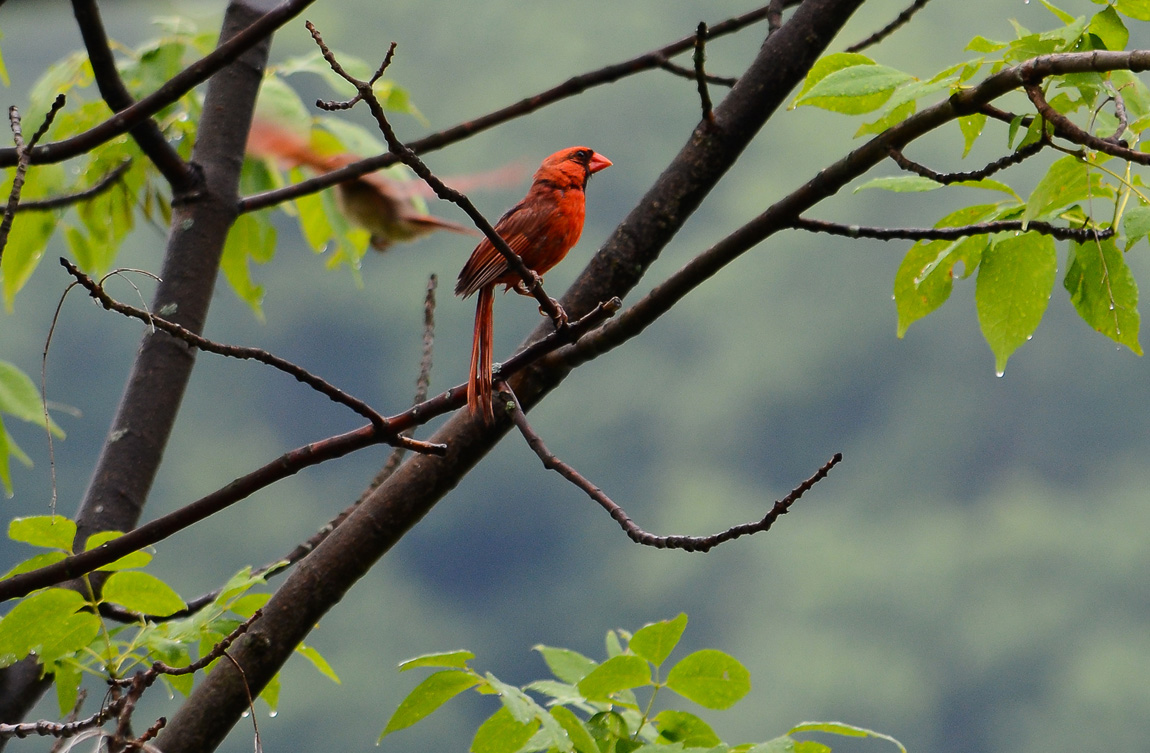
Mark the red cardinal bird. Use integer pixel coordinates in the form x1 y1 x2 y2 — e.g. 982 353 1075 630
455 146 612 421
246 118 520 250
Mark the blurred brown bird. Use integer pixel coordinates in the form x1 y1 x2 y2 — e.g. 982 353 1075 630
246 117 521 251
455 146 612 422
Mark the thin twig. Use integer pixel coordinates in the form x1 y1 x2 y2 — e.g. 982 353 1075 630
106 610 263 682
501 382 841 552
0 96 66 264
655 58 737 87
887 138 1046 183
693 22 715 124
846 0 933 53
792 216 1113 243
1102 80 1129 145
16 159 132 211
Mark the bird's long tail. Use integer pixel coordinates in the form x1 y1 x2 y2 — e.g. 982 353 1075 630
468 287 496 421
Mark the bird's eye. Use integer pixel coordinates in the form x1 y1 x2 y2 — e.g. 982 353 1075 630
576 149 592 162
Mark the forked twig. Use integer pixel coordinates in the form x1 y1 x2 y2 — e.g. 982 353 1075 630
500 382 841 552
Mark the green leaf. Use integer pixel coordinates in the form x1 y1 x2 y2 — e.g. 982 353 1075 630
1023 155 1106 226
382 669 483 738
400 650 476 671
1113 0 1150 22
261 671 281 713
38 612 101 666
856 100 915 138
953 178 1021 200
1064 236 1141 354
0 362 62 436
210 566 270 610
228 593 270 618
253 73 312 134
54 661 82 716
551 706 599 753
0 588 87 667
664 650 751 710
294 172 337 253
84 530 152 570
1 194 60 310
296 643 341 684
8 515 76 551
975 233 1057 374
577 655 652 701
796 64 915 114
793 52 874 99
2 551 67 580
788 721 907 753
628 614 687 667
966 35 1007 53
471 705 540 753
101 571 186 617
1040 0 1077 25
486 673 540 724
534 645 597 684
854 175 941 193
957 113 987 157
1123 205 1150 249
1088 5 1129 49
221 213 275 318
605 630 624 658
654 710 722 747
587 711 635 753
745 737 802 753
524 679 585 705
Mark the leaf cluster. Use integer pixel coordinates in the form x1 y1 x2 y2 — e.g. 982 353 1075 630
796 1 1150 373
0 515 337 716
382 614 903 753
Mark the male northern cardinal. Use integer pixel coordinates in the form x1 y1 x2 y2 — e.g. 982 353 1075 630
455 146 612 422
246 118 519 250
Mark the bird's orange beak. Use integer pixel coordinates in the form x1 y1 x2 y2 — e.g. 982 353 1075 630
589 152 613 173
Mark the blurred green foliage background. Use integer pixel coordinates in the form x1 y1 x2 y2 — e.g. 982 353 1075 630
1 1 1149 752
